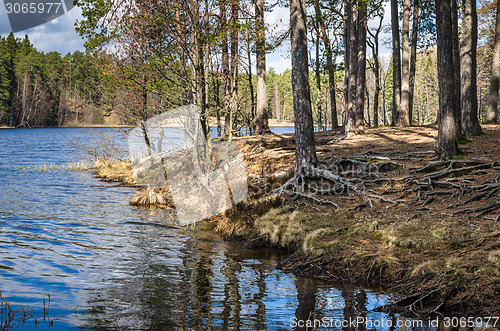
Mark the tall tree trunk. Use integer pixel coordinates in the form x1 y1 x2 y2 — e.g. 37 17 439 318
229 0 239 138
327 55 338 129
391 0 402 126
247 45 256 133
315 31 323 131
343 4 351 126
214 70 222 137
408 0 419 126
435 0 459 159
368 17 383 128
355 2 367 132
255 0 270 134
345 0 358 137
190 0 207 134
315 0 338 129
290 0 317 172
222 0 231 137
176 2 188 104
461 0 483 137
400 0 410 126
487 0 500 123
451 0 462 137
273 81 281 122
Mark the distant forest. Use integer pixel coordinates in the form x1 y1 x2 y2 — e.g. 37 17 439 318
0 33 104 127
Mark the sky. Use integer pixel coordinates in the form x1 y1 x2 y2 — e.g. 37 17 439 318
0 2 391 74
0 3 86 56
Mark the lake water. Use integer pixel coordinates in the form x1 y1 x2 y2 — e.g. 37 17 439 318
0 128 425 330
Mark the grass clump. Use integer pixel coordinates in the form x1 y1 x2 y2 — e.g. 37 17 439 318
303 228 343 256
129 188 173 207
94 159 134 184
254 208 309 247
19 161 89 172
410 260 440 277
488 250 500 270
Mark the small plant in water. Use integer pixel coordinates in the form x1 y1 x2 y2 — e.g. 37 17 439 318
19 161 89 172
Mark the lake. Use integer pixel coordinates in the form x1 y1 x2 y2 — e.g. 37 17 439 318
0 128 426 330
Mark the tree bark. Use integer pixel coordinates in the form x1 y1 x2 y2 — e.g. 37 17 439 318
315 31 323 131
255 0 270 134
273 81 281 122
343 4 351 126
247 45 256 133
290 0 317 172
461 0 483 136
408 0 419 126
345 0 358 137
221 1 232 138
400 0 410 126
315 0 338 129
367 17 383 128
451 0 462 137
355 2 367 132
391 0 402 126
224 0 239 138
175 2 188 104
487 0 500 123
435 0 459 159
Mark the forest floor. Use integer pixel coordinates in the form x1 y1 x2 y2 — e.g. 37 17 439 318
95 125 500 317
213 125 500 317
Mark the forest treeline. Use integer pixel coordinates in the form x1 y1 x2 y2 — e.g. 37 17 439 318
0 33 102 127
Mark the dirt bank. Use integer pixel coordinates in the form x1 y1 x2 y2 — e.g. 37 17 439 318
213 125 500 317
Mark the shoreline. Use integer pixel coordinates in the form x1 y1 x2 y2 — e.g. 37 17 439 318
93 125 500 317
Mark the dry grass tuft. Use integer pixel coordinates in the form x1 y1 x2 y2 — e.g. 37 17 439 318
94 159 135 184
446 257 462 271
410 260 439 277
129 188 173 207
488 250 500 268
254 208 309 247
303 228 343 256
373 254 400 269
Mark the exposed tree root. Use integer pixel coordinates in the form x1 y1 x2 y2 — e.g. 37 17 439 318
270 155 499 220
375 286 450 316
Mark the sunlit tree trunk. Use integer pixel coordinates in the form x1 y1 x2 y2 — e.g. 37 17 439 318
247 45 256 133
343 4 351 126
221 0 232 137
315 0 338 129
401 0 410 126
451 0 462 137
461 0 483 136
229 0 239 138
355 2 367 132
391 0 402 126
436 0 459 159
345 0 358 137
255 0 270 134
315 31 323 131
176 2 188 104
487 0 500 123
408 0 419 125
290 0 317 172
368 17 383 128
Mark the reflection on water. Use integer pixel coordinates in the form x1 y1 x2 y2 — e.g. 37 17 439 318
0 128 436 330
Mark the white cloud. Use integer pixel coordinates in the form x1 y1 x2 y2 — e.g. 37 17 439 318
0 4 85 55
